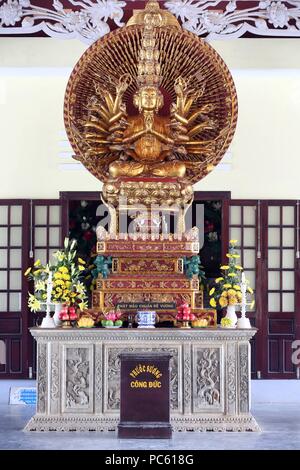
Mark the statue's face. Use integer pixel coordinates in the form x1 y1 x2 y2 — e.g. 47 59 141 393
140 87 160 111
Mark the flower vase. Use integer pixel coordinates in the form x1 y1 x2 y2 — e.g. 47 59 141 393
53 303 63 327
225 304 237 327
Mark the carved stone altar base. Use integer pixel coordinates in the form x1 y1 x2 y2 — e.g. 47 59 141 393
25 328 260 432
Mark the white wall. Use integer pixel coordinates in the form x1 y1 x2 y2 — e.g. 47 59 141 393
0 38 300 199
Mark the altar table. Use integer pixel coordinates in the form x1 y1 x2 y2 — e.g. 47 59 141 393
25 327 260 432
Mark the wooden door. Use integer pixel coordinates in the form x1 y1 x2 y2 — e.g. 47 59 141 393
0 201 30 378
229 201 260 377
261 201 299 378
229 200 299 379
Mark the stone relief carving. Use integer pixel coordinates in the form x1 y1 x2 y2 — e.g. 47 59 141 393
227 345 236 406
94 345 102 413
65 348 90 408
195 348 220 408
106 346 179 411
239 344 249 413
37 342 47 414
51 352 59 401
1 1 300 44
183 346 191 413
26 330 260 433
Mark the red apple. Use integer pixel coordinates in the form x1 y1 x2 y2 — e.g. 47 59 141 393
68 306 76 315
182 314 189 321
190 314 196 321
62 312 69 321
69 312 77 321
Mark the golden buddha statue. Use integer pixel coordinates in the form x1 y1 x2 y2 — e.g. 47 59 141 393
66 0 237 185
80 3 217 180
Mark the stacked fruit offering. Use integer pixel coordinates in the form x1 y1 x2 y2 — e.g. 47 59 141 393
59 305 78 326
175 303 196 323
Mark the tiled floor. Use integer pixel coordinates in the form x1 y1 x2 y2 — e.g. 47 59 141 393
1 404 300 450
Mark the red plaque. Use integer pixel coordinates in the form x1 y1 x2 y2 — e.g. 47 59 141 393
118 352 172 439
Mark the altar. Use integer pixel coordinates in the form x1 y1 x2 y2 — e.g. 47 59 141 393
25 327 260 432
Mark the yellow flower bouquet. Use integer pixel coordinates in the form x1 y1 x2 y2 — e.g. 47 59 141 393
209 239 255 310
25 238 88 313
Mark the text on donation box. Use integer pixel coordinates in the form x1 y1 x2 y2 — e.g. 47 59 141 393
118 353 172 438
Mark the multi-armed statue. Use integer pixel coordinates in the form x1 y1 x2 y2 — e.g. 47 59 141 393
64 1 238 320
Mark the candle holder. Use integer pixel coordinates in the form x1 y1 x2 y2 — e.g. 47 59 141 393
236 272 251 329
40 272 56 328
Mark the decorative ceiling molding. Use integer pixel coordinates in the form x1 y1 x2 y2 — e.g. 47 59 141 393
166 1 300 39
0 1 300 44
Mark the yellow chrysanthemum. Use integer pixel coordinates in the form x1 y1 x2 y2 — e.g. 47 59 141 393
247 287 254 294
59 266 68 274
78 265 85 271
221 291 228 297
228 296 237 305
34 259 41 267
229 239 238 245
228 273 236 277
209 287 215 296
220 265 229 270
78 258 86 265
223 283 232 289
62 274 71 280
219 297 228 308
233 285 241 290
228 289 236 296
236 266 243 270
237 292 242 301
54 272 62 279
215 277 224 283
24 267 31 276
209 298 216 308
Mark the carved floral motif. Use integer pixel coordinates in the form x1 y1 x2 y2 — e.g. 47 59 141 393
1 1 300 43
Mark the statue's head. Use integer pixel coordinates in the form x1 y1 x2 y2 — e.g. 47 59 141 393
134 86 163 113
